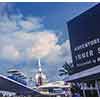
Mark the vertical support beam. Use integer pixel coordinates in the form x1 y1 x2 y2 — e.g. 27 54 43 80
82 82 86 97
95 80 100 97
70 83 73 97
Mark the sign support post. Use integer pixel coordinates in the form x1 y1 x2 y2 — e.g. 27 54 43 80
95 80 100 97
82 82 86 97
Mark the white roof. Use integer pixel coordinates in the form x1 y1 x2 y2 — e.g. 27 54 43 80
38 81 71 89
7 69 26 78
0 74 41 96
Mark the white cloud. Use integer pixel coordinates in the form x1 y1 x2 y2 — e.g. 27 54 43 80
0 14 72 64
0 15 44 34
1 45 20 60
0 3 43 34
31 31 58 58
0 27 72 69
18 17 43 32
0 17 18 33
44 40 72 66
0 3 72 81
0 3 18 33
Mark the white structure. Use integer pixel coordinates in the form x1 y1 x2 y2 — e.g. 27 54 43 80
35 59 47 86
36 81 72 97
7 68 27 85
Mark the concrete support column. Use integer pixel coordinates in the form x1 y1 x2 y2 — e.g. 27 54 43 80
95 80 100 97
82 82 86 97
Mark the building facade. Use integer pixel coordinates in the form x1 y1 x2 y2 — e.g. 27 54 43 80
66 3 100 97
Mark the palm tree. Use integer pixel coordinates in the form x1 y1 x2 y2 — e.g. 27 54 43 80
59 62 73 76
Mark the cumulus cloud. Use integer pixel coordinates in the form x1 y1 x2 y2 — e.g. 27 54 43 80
43 40 72 70
18 17 43 32
0 3 72 81
31 31 58 58
0 28 72 63
0 3 43 33
1 45 20 60
0 15 43 34
0 13 71 63
0 17 18 33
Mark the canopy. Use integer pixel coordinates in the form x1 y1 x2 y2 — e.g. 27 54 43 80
37 81 71 89
0 74 41 96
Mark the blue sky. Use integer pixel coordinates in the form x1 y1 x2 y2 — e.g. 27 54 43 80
0 2 98 83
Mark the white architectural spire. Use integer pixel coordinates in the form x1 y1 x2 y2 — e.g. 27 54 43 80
35 58 47 86
38 58 42 72
38 58 41 67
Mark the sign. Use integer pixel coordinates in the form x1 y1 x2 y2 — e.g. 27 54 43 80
67 4 100 74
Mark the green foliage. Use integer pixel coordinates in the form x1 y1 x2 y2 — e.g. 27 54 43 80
59 62 73 76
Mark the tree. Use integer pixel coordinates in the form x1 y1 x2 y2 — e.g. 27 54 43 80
59 62 73 76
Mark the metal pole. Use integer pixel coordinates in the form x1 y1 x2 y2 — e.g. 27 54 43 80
82 82 86 97
95 80 100 97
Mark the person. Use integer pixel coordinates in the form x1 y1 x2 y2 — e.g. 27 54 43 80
71 83 81 97
72 92 81 97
